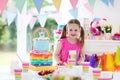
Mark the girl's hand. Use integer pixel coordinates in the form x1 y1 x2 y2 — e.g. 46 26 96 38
76 60 82 65
57 61 64 66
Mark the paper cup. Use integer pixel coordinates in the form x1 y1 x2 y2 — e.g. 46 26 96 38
82 62 90 73
100 71 113 79
14 68 22 80
92 68 101 80
22 62 29 72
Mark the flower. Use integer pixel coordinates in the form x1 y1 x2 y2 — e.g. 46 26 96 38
90 18 112 34
104 25 112 33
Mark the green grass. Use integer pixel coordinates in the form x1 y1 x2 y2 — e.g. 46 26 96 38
0 52 16 65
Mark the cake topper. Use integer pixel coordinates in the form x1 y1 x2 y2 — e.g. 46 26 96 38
39 30 45 38
32 27 50 39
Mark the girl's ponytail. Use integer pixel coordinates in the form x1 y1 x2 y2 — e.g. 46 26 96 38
80 26 85 47
60 25 67 39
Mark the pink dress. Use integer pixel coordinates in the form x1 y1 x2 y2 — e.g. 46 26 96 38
59 38 81 62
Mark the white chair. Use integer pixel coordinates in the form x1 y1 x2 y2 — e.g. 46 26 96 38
98 71 113 80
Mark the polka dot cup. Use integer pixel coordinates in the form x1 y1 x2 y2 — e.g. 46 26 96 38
82 62 90 73
22 62 29 72
14 68 22 80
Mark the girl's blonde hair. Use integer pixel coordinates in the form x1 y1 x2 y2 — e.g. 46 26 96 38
60 19 85 47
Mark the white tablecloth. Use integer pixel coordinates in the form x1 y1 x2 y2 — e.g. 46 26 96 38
1 65 120 80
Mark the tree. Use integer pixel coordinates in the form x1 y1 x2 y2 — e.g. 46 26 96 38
45 18 58 41
0 14 8 49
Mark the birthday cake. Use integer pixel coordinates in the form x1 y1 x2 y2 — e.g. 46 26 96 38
30 27 52 66
33 38 49 52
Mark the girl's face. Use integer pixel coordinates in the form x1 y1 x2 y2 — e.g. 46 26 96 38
67 23 80 39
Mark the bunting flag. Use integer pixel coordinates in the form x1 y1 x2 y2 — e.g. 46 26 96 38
0 0 8 14
29 17 37 29
16 14 32 30
33 0 44 13
88 0 96 8
7 12 17 26
52 0 61 11
2 10 7 22
22 14 32 29
69 7 78 19
101 0 109 6
109 0 114 7
70 0 78 10
16 0 26 13
84 2 94 14
37 14 47 27
52 12 62 25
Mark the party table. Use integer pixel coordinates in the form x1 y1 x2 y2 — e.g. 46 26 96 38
29 65 120 80
1 65 120 80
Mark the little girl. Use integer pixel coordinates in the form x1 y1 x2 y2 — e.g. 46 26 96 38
54 19 85 65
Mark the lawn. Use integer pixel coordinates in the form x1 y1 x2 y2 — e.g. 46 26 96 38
0 52 16 65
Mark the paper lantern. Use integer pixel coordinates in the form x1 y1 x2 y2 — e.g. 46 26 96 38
90 54 98 68
106 51 115 72
115 46 120 71
101 53 107 71
84 54 90 62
